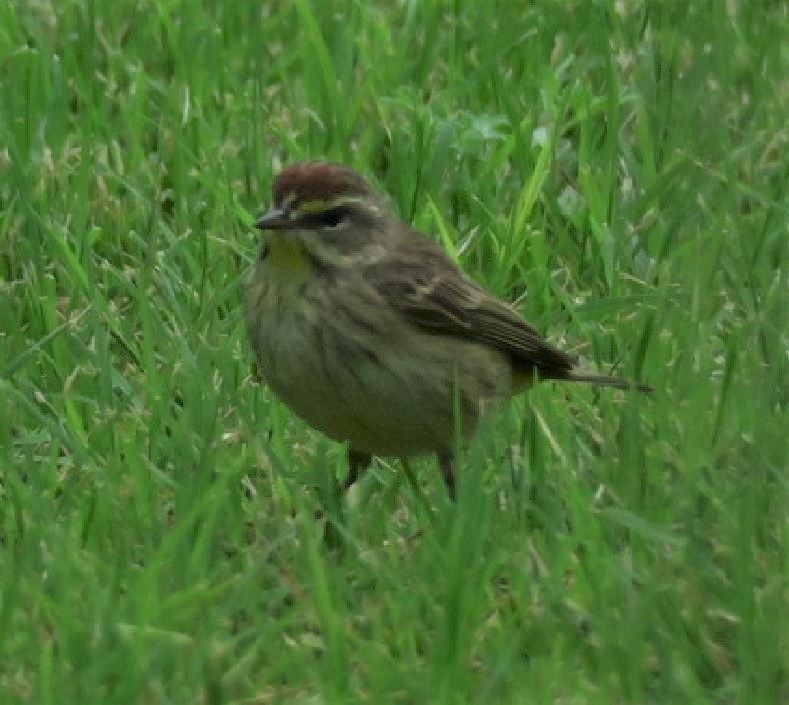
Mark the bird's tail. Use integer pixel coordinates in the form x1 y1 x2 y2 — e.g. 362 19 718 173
564 371 653 393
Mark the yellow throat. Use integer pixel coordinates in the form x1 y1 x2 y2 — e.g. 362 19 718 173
265 235 311 285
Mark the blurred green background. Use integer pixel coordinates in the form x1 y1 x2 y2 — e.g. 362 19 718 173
1 1 786 703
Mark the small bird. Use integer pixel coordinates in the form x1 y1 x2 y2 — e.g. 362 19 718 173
244 162 650 498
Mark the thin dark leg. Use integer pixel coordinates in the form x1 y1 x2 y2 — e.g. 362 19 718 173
343 449 372 491
438 451 456 500
322 450 372 549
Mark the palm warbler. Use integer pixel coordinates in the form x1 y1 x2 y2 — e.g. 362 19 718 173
245 162 650 496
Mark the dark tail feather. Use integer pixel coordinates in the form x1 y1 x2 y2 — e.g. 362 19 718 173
564 371 654 393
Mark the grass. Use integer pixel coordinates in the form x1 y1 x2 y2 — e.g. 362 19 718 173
1 0 787 702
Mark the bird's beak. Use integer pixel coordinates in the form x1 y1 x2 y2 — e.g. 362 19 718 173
254 208 290 231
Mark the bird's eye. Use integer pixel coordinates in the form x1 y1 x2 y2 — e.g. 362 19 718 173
319 206 349 229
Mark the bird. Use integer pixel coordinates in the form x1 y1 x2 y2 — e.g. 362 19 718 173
244 162 650 498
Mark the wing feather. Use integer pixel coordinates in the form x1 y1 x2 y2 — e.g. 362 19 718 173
364 231 576 378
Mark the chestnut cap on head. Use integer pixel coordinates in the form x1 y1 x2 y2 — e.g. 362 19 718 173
254 162 379 231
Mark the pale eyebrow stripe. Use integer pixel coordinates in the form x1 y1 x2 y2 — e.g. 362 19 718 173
295 195 367 214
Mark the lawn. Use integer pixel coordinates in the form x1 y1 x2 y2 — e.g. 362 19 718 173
1 1 786 703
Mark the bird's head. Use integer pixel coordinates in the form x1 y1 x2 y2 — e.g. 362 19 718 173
255 163 390 264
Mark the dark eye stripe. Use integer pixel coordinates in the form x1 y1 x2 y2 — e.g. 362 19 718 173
301 205 352 229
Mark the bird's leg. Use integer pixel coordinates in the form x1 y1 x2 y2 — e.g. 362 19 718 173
343 449 372 491
437 450 456 500
323 449 372 549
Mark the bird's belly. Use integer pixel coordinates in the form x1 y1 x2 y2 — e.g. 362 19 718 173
244 282 512 456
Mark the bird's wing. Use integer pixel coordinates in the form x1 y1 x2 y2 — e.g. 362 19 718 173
364 233 576 378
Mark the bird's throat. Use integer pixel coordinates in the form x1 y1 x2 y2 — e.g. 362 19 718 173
265 236 311 285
